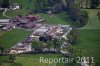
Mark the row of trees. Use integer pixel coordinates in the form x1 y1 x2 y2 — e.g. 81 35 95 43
90 0 100 9
65 0 89 27
32 38 62 53
34 0 64 13
76 0 100 9
67 27 80 45
33 0 89 27
0 46 16 65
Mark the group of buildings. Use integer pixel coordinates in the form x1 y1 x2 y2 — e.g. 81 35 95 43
0 15 72 54
0 14 43 30
9 24 72 54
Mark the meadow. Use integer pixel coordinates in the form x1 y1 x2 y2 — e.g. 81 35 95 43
2 54 63 66
80 9 100 29
75 29 100 65
0 29 31 50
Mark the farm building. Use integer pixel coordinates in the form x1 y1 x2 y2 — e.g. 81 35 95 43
10 43 32 54
0 19 11 24
10 3 20 10
2 23 16 30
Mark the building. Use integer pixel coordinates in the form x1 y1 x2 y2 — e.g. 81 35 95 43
10 3 20 10
10 43 32 54
2 23 16 30
0 19 11 24
22 22 35 28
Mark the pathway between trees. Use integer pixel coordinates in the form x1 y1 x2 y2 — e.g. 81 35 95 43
3 8 12 18
79 9 100 29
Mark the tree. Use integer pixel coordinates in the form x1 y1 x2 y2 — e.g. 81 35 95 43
1 0 9 8
68 4 80 21
90 0 99 9
68 27 80 44
53 39 62 52
32 41 44 52
8 55 16 63
46 41 54 49
62 44 82 66
51 3 62 13
34 0 48 10
48 0 61 6
62 44 82 57
77 10 89 27
0 47 4 56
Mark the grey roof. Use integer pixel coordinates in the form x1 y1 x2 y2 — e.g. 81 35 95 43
0 19 10 22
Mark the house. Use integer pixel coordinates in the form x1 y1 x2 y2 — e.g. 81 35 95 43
22 22 34 28
0 19 11 25
27 15 40 20
33 26 49 36
10 3 20 10
2 23 16 30
10 43 32 54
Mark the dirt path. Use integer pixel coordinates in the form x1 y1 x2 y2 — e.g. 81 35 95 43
3 8 12 18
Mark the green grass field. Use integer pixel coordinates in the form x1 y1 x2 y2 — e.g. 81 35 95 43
6 57 55 66
75 29 100 64
0 30 8 37
3 54 63 66
0 11 8 19
0 29 31 50
80 9 100 29
0 0 36 18
7 0 35 16
37 12 72 25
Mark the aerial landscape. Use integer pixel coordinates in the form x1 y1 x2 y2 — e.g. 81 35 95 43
0 0 100 66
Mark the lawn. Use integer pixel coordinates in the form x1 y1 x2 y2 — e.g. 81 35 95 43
5 0 36 17
80 9 100 29
0 30 8 37
3 54 63 66
0 11 8 19
0 29 31 50
37 12 72 25
75 29 100 65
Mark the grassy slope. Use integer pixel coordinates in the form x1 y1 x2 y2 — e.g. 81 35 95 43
2 0 72 25
0 30 8 37
38 12 72 25
80 9 100 29
0 11 8 19
4 54 63 66
6 0 36 17
75 29 100 64
0 29 31 50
